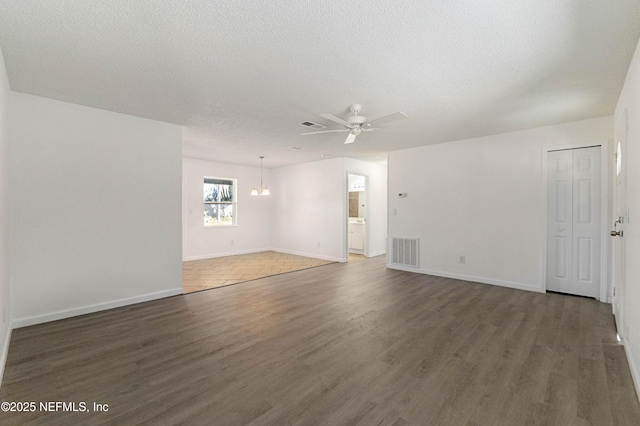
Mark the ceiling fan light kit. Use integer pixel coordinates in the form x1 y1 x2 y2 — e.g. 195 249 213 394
301 104 407 144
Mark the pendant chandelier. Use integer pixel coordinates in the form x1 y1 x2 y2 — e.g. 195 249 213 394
251 156 271 196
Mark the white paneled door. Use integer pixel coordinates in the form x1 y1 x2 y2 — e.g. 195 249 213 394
546 147 601 298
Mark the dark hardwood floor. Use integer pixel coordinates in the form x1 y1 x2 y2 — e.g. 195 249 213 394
1 256 639 425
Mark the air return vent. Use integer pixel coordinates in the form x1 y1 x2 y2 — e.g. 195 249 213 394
299 121 326 130
392 237 419 268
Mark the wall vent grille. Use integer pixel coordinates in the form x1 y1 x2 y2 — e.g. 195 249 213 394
392 237 419 268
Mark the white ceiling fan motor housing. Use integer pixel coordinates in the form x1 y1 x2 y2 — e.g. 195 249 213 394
346 115 367 126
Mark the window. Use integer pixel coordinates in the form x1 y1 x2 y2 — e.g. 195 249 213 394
204 177 236 227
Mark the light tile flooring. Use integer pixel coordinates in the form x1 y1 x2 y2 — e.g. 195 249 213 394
182 251 335 293
348 253 366 262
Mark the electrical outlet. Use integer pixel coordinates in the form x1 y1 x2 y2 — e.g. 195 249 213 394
460 256 465 264
317 242 321 248
230 240 234 246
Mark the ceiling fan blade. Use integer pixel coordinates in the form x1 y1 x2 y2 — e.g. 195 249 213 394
344 132 357 144
367 111 408 126
320 113 350 126
301 129 349 135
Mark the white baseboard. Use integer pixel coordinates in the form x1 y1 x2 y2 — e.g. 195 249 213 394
623 340 640 404
12 288 183 329
385 264 542 293
269 247 346 263
183 247 268 262
0 323 11 388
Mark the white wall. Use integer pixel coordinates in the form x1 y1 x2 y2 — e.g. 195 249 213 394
615 36 640 398
10 93 183 327
344 158 388 257
0 47 12 384
270 158 346 262
182 157 271 260
388 116 612 293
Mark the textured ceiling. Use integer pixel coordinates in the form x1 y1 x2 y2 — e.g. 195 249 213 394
1 1 639 168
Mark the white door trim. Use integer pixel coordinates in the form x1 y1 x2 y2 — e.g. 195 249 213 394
541 141 610 301
612 109 628 333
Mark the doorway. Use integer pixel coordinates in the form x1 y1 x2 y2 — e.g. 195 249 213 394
347 173 367 262
546 146 602 298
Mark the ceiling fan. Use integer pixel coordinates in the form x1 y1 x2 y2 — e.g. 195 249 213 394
301 104 408 144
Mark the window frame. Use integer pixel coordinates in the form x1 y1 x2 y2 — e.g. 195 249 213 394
203 176 237 228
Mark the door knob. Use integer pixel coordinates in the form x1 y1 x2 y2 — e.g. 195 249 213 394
611 230 623 237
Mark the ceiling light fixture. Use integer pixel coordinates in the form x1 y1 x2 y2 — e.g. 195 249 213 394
251 156 270 196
